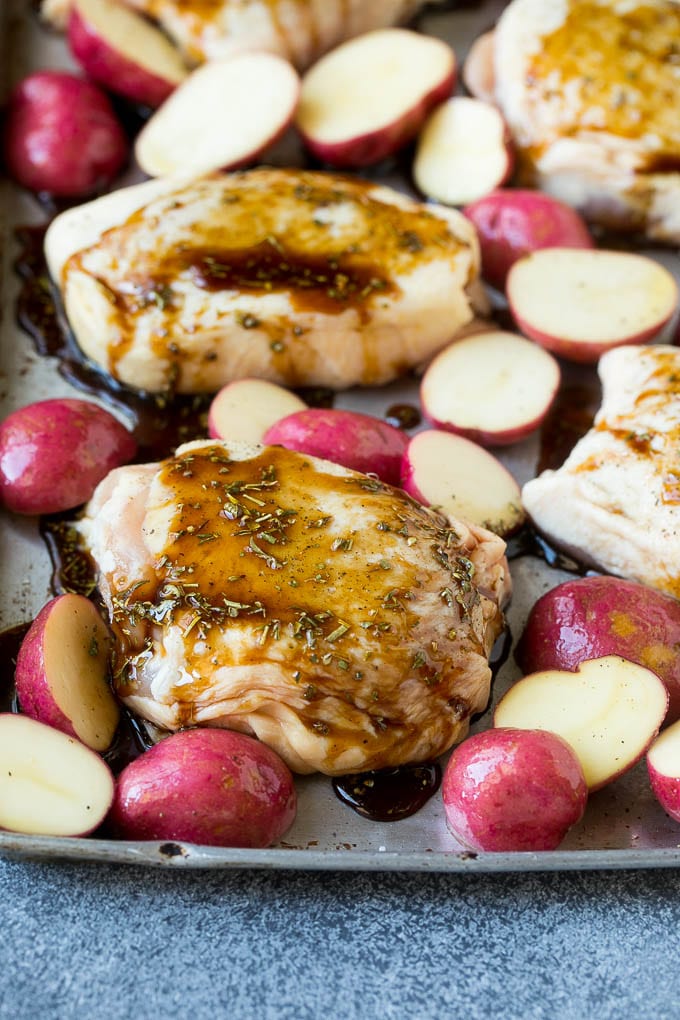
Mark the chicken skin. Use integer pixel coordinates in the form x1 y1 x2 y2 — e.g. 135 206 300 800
46 168 484 394
78 440 511 775
522 345 680 598
492 0 680 242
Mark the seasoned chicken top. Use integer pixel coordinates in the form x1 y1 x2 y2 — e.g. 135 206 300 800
42 0 440 67
494 0 680 241
79 441 510 774
522 345 680 598
46 168 484 394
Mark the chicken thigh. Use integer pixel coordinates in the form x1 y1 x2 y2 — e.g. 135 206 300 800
79 440 511 774
493 0 680 242
45 168 484 394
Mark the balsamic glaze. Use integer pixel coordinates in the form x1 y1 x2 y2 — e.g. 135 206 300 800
385 402 422 430
0 624 29 713
333 762 442 822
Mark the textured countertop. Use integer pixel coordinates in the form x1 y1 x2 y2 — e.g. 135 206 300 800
2 860 679 1019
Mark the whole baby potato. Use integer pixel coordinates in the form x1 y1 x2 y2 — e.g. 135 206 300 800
442 727 588 852
108 728 297 848
4 70 128 197
0 398 137 514
263 407 409 484
516 576 680 725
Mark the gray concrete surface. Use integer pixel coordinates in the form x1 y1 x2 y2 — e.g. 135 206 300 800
1 860 679 1020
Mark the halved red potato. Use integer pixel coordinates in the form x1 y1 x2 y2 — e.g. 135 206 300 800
413 97 513 207
0 714 114 837
420 331 560 446
648 721 680 822
109 728 297 848
494 657 668 791
516 576 680 726
463 189 594 290
135 53 300 177
295 28 456 168
462 30 496 104
208 379 308 443
15 594 119 752
68 0 188 108
0 398 136 515
263 407 409 485
400 429 524 536
442 727 588 852
3 70 128 197
507 249 678 363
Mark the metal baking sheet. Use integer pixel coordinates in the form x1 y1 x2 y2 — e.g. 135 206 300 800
2 0 680 873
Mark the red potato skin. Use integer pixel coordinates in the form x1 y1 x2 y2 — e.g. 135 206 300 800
0 398 137 515
263 408 409 485
298 67 456 169
463 190 594 291
648 761 680 823
517 577 680 726
68 6 179 108
442 727 588 852
3 71 128 197
108 729 297 848
15 598 80 740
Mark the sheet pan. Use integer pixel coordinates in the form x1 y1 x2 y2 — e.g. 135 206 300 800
2 0 680 872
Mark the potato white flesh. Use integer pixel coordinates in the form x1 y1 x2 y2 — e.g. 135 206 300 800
16 594 120 752
414 97 512 206
507 249 679 362
420 331 560 445
295 28 456 166
0 714 114 836
135 53 300 177
401 428 524 536
495 656 669 791
70 0 187 107
462 31 496 104
208 379 307 443
647 722 680 822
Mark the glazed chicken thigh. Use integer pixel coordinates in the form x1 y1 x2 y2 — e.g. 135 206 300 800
493 0 680 242
45 168 484 394
79 441 510 775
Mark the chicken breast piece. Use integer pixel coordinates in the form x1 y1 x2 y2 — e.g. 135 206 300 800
522 345 680 598
78 440 510 775
45 168 484 394
493 0 680 242
42 0 441 66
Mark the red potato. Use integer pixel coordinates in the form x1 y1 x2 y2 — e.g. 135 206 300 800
516 576 680 726
295 28 456 168
68 0 188 108
494 657 668 791
3 71 128 197
413 97 513 207
263 408 409 485
135 53 300 177
109 728 297 848
462 30 496 104
400 429 524 536
420 331 560 446
507 248 678 363
442 728 588 852
15 594 119 752
208 379 308 444
647 721 680 822
0 714 114 837
463 189 594 291
0 398 136 515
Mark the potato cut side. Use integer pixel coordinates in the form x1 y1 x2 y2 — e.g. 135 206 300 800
296 28 455 166
208 379 307 443
420 331 560 446
648 722 680 779
507 248 678 361
494 656 669 791
462 31 496 104
413 97 511 206
401 428 524 536
135 53 301 177
0 714 114 836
